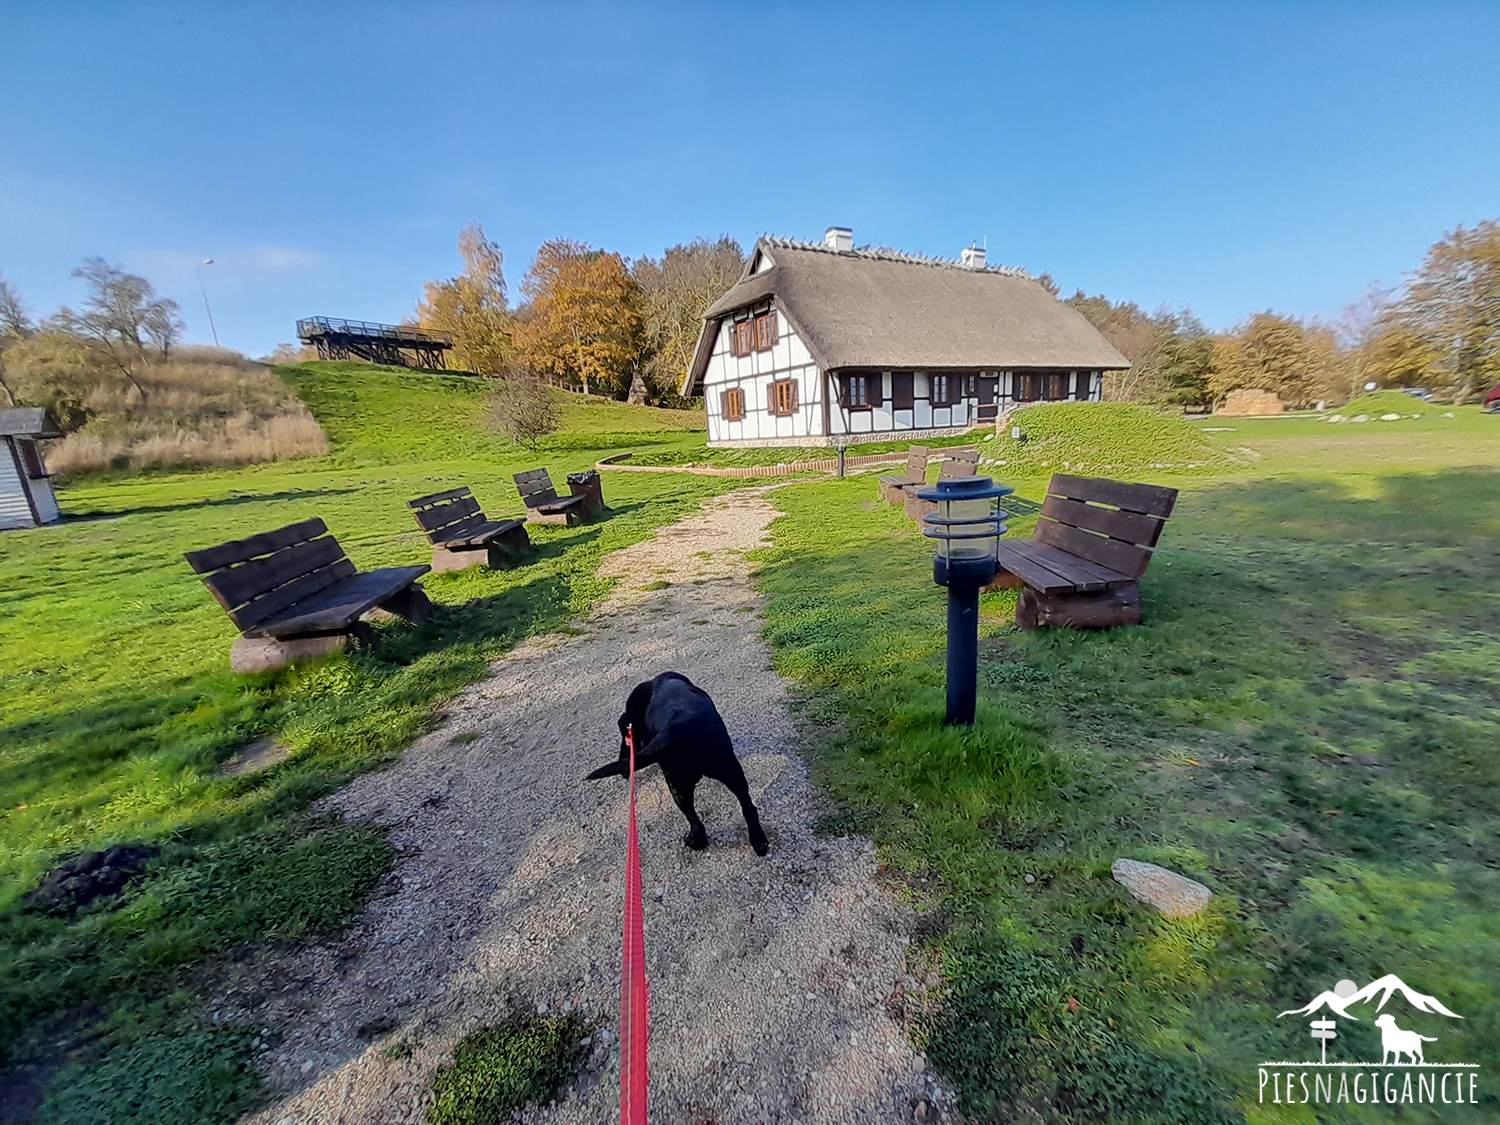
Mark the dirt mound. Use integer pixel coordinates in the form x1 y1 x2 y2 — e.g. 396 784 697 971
993 402 1235 476
27 843 160 914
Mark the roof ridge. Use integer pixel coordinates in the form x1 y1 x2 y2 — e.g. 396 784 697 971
761 236 1032 278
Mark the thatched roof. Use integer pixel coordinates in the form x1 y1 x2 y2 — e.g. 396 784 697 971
0 407 60 438
683 237 1129 394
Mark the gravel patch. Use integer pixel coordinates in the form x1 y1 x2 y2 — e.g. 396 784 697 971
226 487 956 1124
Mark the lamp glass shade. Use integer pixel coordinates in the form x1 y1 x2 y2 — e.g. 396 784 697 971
937 495 996 560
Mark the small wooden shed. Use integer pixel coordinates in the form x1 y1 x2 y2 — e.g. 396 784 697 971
0 408 63 530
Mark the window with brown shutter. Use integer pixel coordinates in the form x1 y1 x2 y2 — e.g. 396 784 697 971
721 387 746 421
756 311 778 351
842 373 880 410
770 378 798 416
891 372 914 410
1046 372 1068 400
1015 373 1039 402
931 373 962 405
1074 371 1092 400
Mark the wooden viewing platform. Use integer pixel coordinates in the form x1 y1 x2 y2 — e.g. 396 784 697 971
296 317 453 370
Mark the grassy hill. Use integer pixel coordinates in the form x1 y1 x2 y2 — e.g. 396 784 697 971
0 362 732 1113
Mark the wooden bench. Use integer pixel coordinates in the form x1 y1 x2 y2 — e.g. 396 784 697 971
877 445 930 505
904 447 980 520
513 468 594 525
185 518 432 672
990 473 1178 630
408 486 530 572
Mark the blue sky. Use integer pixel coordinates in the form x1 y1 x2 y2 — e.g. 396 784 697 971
3 2 1497 357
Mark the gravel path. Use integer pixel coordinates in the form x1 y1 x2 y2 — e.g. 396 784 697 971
226 487 956 1125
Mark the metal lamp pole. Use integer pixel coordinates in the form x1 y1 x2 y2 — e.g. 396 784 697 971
917 475 1012 725
832 433 850 478
197 259 220 347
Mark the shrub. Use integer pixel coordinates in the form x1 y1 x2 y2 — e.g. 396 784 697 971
489 376 561 449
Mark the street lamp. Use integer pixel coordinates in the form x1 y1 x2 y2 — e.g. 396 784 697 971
917 475 1012 725
197 259 220 347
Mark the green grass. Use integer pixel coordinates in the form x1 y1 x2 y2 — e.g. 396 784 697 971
0 361 736 1117
1327 389 1436 417
752 418 1500 1123
994 402 1239 476
426 1014 593 1125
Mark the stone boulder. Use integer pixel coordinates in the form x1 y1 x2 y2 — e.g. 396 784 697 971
1111 858 1212 918
27 843 160 914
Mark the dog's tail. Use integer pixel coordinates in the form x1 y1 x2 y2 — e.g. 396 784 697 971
586 760 628 780
1419 1034 1439 1042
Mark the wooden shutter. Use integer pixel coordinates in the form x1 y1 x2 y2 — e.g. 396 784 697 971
756 311 778 351
978 376 997 405
1047 373 1067 400
771 379 798 416
868 373 884 407
721 389 745 421
891 372 914 410
1075 371 1092 400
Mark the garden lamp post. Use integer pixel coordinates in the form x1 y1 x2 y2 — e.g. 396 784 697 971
832 432 850 478
918 475 1012 725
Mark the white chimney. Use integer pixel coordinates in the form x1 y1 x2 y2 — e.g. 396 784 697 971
824 226 854 253
960 244 986 269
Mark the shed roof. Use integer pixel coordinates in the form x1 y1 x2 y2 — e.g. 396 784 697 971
684 237 1129 394
0 407 61 438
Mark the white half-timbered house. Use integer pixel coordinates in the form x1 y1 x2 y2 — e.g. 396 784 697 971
682 228 1129 447
0 408 62 530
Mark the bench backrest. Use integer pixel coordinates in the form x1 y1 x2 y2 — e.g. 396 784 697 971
409 486 487 544
184 518 356 633
938 447 980 479
513 468 561 508
1034 473 1179 578
900 445 931 483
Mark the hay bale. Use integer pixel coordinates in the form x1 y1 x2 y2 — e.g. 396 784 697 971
1216 389 1285 416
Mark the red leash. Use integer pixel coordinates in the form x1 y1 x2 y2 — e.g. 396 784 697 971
619 726 649 1124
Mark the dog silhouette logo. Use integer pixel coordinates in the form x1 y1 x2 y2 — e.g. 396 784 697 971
1374 1013 1438 1065
1259 974 1479 1107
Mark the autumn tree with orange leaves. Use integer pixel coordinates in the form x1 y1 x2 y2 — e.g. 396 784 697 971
513 239 643 397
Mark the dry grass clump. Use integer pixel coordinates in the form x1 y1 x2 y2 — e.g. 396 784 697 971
6 339 329 475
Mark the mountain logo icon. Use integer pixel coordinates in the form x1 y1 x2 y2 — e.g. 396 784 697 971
1279 974 1464 1023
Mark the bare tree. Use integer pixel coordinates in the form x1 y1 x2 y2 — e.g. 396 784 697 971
0 271 32 406
48 258 184 402
632 237 745 405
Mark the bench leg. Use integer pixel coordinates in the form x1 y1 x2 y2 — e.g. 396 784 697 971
377 583 433 624
486 524 532 568
1017 584 1142 630
984 570 1024 591
431 545 484 573
231 633 348 674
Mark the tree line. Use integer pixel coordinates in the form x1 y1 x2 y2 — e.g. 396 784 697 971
415 224 745 408
1057 218 1500 408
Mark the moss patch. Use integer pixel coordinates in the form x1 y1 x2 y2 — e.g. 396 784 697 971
426 1014 593 1124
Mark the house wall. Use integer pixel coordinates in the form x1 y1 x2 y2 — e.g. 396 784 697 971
829 369 1103 438
0 438 36 530
702 303 824 445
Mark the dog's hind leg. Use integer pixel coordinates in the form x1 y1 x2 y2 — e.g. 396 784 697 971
664 770 708 850
711 757 770 856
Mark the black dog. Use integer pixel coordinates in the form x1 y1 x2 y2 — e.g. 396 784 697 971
586 672 769 856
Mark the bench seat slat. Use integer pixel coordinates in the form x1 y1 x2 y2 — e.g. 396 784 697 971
996 541 1110 593
1041 494 1165 547
233 557 358 631
1035 518 1153 578
531 493 587 513
185 518 327 574
247 565 432 638
203 536 347 612
438 518 526 549
1049 473 1178 518
1017 541 1133 588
